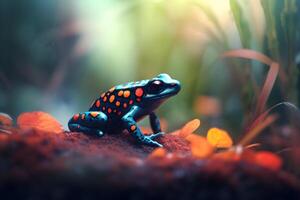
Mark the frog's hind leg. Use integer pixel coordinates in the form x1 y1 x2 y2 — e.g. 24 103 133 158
68 124 104 137
68 111 108 137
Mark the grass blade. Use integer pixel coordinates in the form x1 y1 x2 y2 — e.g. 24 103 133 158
229 0 252 48
193 1 229 48
238 114 277 146
222 49 279 119
222 49 280 132
238 102 298 146
260 0 279 58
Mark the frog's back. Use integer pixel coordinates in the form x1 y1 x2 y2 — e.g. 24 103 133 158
89 80 148 119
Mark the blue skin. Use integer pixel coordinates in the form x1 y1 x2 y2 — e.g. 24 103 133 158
68 74 181 147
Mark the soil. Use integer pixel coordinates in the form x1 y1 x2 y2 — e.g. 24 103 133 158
0 128 299 200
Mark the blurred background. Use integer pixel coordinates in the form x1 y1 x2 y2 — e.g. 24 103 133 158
1 0 300 135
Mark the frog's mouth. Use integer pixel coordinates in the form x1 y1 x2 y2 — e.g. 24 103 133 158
148 83 181 100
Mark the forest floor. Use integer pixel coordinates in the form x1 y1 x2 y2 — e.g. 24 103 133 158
0 127 299 200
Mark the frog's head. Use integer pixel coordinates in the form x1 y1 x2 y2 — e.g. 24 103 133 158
142 73 181 104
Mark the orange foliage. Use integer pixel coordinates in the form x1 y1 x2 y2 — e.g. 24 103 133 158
212 147 256 163
150 118 282 172
17 111 63 134
170 129 181 136
212 150 240 161
212 147 282 171
178 119 200 138
149 147 167 158
194 96 221 117
255 151 282 171
207 128 233 148
140 118 168 135
140 127 152 135
186 134 213 158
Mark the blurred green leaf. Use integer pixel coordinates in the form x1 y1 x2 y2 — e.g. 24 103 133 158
230 0 252 48
193 1 229 49
280 0 297 67
260 0 279 58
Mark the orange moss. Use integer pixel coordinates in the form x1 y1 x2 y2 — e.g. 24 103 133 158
148 147 167 158
186 134 213 158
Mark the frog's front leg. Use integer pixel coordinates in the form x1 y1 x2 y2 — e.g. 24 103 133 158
149 112 164 139
68 111 108 137
122 106 163 147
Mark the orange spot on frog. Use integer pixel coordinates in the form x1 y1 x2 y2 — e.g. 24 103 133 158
95 100 101 108
73 114 80 121
103 96 107 102
135 88 144 97
130 125 137 131
118 90 124 96
123 90 130 98
109 95 115 103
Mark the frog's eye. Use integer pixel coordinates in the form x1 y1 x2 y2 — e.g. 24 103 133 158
147 80 164 94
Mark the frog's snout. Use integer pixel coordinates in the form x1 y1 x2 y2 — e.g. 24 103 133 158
170 80 181 93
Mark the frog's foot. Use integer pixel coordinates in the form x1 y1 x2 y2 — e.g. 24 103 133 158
125 123 163 147
142 136 163 147
121 107 163 147
148 132 164 140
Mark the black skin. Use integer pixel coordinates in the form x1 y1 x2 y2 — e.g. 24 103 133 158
68 73 181 147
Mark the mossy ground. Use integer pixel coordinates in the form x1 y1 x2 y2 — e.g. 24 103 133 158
0 128 299 200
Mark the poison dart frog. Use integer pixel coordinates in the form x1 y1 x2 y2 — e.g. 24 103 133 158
68 73 181 147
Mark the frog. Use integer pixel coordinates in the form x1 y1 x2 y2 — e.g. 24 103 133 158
68 73 181 147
